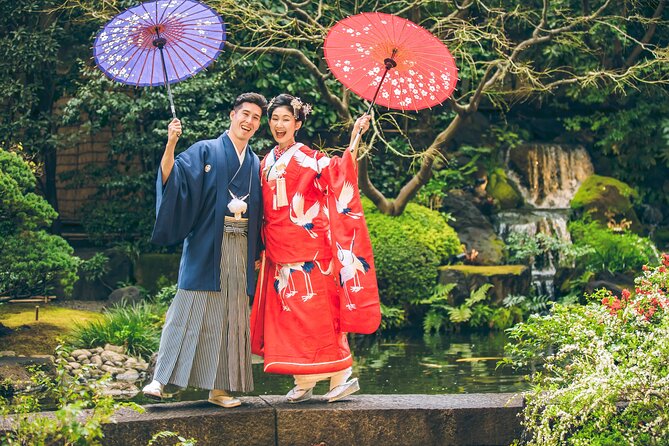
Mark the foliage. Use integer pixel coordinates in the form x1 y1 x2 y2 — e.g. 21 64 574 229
362 198 460 309
417 283 494 333
505 230 592 269
147 431 197 446
69 302 165 359
0 146 79 299
569 219 659 274
563 91 669 210
153 283 178 306
0 346 141 445
363 198 461 264
0 0 98 210
505 255 669 445
379 303 406 331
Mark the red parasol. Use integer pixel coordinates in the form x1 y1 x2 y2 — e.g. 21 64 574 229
324 12 457 113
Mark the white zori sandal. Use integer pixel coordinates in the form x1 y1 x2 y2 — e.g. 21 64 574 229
142 380 164 400
208 389 241 408
285 386 314 403
323 378 360 403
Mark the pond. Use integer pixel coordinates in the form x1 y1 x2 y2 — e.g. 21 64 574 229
136 330 529 404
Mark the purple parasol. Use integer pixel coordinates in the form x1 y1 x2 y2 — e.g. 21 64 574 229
93 0 226 118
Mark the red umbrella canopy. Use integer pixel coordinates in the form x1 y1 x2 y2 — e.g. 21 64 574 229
324 12 458 112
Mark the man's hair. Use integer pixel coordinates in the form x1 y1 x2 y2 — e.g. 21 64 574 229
233 92 268 113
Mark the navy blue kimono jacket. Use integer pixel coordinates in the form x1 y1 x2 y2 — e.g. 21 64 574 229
151 132 262 296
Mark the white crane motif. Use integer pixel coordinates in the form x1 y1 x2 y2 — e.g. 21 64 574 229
335 181 362 219
336 232 370 311
290 193 320 238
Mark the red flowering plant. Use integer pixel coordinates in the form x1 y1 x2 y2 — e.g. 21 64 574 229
504 253 669 444
599 253 669 323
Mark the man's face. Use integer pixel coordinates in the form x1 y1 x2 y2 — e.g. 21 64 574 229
229 102 263 143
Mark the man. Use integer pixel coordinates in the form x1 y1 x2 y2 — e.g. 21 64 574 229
142 93 267 408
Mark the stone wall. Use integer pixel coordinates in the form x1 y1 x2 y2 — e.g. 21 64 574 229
2 394 524 446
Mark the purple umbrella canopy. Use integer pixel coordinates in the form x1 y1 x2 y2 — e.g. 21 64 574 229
93 0 226 116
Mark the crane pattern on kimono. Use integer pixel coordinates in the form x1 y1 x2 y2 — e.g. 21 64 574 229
294 150 331 176
335 181 362 219
336 231 371 311
290 193 320 238
274 255 335 309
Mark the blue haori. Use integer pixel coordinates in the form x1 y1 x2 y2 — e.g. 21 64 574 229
153 218 253 392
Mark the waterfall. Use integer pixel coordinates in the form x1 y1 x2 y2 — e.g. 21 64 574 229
505 144 593 208
496 144 594 298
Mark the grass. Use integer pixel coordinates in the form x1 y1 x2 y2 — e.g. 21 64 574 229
0 304 103 355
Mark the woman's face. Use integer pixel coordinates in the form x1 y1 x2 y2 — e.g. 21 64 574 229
269 105 302 147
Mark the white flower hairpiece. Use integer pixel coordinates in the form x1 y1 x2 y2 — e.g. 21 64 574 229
290 97 312 118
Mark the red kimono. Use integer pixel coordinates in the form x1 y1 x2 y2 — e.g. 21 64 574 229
250 143 380 375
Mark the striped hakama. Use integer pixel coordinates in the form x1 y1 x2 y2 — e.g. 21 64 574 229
153 218 253 392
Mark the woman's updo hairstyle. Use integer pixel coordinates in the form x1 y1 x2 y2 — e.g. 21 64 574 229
267 94 312 122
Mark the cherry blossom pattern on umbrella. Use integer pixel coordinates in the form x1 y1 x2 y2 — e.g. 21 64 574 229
324 12 457 112
93 0 225 117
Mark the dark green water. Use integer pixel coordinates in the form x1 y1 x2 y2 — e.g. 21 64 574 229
137 331 529 404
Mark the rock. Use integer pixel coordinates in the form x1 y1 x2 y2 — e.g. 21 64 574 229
101 381 140 399
571 174 641 233
70 349 91 358
91 355 103 366
487 168 523 210
101 351 125 363
116 369 140 382
0 351 16 357
134 361 149 372
68 362 81 370
76 354 89 361
104 344 125 354
106 286 144 308
100 365 125 375
441 190 505 265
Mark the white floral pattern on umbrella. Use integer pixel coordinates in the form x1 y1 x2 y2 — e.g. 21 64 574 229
93 0 225 87
324 12 457 111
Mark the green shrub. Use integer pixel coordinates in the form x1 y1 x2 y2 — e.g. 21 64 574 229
569 219 659 274
368 227 439 307
154 283 178 306
0 146 80 298
504 255 669 444
363 198 461 264
69 302 165 359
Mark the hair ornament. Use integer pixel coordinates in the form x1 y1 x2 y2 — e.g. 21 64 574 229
290 97 312 118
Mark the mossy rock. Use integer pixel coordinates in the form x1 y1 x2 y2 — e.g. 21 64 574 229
570 175 641 233
487 168 523 209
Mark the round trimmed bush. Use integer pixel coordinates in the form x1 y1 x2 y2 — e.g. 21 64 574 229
362 198 461 305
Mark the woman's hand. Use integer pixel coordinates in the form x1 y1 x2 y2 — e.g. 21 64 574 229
348 114 371 160
352 114 371 137
167 118 182 145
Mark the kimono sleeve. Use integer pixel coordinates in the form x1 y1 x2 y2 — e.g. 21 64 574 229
150 144 207 246
319 150 381 334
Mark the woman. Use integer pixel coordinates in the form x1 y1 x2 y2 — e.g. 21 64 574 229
250 94 381 403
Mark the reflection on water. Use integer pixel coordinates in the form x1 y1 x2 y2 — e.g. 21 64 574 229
137 331 529 404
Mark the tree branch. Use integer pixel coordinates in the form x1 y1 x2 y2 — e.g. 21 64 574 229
225 42 350 120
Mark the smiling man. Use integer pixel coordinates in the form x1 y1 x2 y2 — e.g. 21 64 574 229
144 93 267 408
